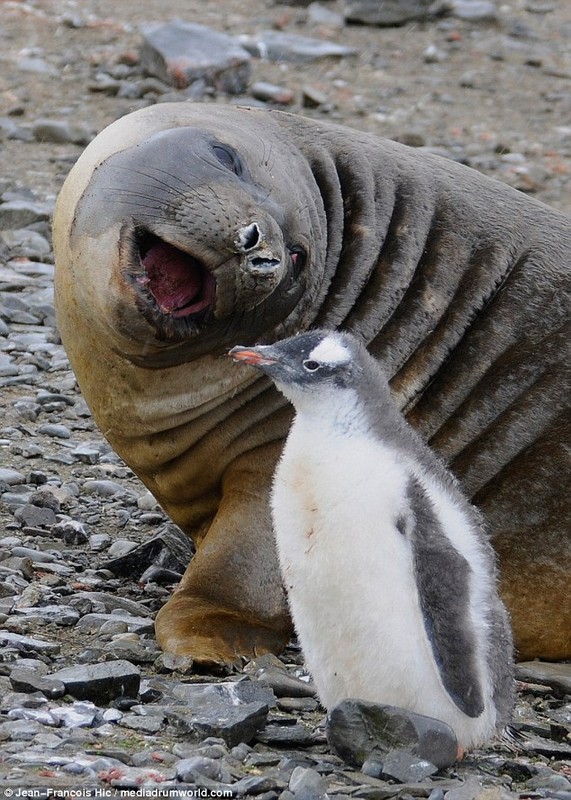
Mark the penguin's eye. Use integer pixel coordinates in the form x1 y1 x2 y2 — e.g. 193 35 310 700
303 359 321 373
212 144 243 177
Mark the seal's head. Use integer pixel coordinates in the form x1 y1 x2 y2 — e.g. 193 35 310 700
58 105 326 367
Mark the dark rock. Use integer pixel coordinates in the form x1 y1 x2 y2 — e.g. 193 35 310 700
255 721 317 747
251 82 296 104
50 659 141 703
11 546 57 563
52 520 90 545
343 0 435 25
239 31 357 62
31 119 83 144
10 604 80 627
9 666 66 698
326 700 458 769
139 564 183 584
102 524 194 578
445 777 485 800
0 630 60 656
38 422 71 439
257 666 317 698
140 21 252 94
0 468 25 485
13 504 57 528
0 199 53 230
82 479 125 497
165 679 271 746
515 662 571 697
76 612 154 634
176 755 233 783
381 749 439 782
289 765 327 798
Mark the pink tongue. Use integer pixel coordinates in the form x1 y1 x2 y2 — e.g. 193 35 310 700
142 241 202 313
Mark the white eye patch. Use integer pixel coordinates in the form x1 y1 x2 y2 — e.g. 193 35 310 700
308 335 351 366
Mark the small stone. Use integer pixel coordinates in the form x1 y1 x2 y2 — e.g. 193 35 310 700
89 533 112 551
255 722 316 747
176 755 233 783
239 31 357 62
49 660 141 703
37 423 71 441
277 697 319 713
515 662 571 696
289 766 327 798
302 85 329 108
256 666 316 698
106 539 139 558
0 468 25 485
0 199 53 230
52 520 90 545
136 491 158 511
31 118 88 145
83 479 126 497
326 700 458 769
343 0 434 25
381 748 439 782
51 700 99 728
0 631 60 656
140 21 252 93
446 777 486 800
9 667 66 698
448 0 498 21
527 768 571 792
102 525 194 578
11 604 80 626
251 82 296 104
11 546 57 563
13 504 57 528
119 713 164 734
77 613 154 635
165 680 271 747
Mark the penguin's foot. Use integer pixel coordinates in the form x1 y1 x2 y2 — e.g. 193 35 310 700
154 592 292 669
456 745 466 762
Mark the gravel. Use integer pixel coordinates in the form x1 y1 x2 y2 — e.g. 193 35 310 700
0 0 569 793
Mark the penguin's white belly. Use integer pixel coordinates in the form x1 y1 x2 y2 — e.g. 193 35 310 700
272 424 494 747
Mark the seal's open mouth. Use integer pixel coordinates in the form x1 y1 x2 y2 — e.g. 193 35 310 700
135 232 216 319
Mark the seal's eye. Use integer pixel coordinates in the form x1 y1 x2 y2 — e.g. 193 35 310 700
212 144 243 177
303 359 321 373
289 245 307 279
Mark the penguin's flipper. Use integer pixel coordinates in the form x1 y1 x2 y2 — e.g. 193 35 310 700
406 478 485 718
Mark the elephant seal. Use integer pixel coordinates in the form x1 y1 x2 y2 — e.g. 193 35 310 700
53 103 570 664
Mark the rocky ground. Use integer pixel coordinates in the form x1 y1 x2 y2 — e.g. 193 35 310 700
0 0 570 796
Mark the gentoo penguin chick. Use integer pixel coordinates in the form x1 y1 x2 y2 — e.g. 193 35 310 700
229 330 514 749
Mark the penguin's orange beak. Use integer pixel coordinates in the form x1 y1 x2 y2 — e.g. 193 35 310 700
228 345 279 367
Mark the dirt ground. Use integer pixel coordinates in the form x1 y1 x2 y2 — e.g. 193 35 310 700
0 0 570 213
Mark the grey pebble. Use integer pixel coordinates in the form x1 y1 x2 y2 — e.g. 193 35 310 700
50 660 141 704
176 755 233 783
0 468 26 485
37 423 71 439
140 21 251 94
82 479 127 497
239 30 357 62
289 765 327 798
11 545 57 562
76 612 154 634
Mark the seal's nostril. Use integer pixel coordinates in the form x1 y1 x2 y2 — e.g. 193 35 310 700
238 223 261 252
